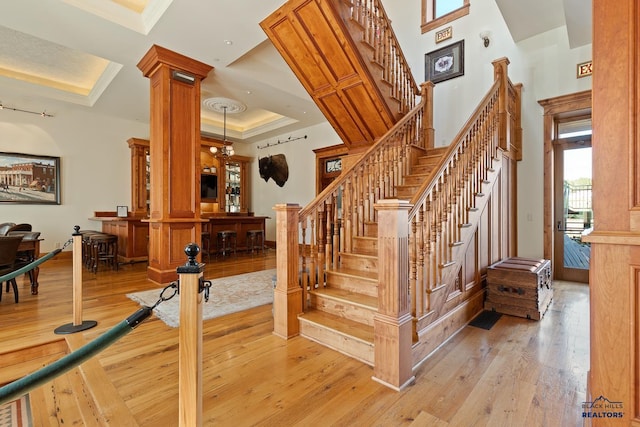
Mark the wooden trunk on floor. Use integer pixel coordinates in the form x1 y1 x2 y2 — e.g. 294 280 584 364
484 257 552 320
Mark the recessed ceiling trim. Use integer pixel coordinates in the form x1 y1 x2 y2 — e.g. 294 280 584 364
87 62 124 106
61 0 173 35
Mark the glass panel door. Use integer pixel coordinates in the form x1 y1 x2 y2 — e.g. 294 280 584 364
554 140 592 282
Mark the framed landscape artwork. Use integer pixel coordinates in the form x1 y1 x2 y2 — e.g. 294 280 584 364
425 40 465 84
0 152 61 204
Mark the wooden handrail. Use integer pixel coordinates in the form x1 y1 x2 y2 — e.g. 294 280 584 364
339 0 420 113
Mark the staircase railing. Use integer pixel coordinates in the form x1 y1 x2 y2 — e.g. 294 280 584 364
296 82 434 306
406 58 520 320
340 0 420 113
372 57 521 389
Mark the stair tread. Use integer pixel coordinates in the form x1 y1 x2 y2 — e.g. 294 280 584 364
331 266 378 281
340 251 377 260
311 287 377 309
299 309 374 343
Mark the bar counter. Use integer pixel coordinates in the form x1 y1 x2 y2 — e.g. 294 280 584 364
90 212 268 261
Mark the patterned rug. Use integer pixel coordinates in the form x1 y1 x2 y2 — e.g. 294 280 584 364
127 269 276 328
0 394 32 427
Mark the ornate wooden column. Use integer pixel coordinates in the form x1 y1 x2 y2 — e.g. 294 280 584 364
137 45 213 283
582 1 640 424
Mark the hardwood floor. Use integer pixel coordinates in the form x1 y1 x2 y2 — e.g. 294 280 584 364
0 251 589 426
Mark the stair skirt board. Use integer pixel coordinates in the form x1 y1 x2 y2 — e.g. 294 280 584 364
299 317 374 366
411 290 485 369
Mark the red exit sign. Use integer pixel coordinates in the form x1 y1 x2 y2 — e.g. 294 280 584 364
577 61 593 78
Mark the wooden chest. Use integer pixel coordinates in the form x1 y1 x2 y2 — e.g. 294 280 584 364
484 257 552 320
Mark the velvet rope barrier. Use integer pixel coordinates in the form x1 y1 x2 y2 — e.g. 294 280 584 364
0 248 61 283
0 306 152 406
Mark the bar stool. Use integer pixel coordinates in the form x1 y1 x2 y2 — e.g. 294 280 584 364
246 229 265 254
216 230 237 258
201 231 211 262
89 233 118 272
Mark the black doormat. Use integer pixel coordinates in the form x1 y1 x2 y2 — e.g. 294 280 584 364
469 310 502 330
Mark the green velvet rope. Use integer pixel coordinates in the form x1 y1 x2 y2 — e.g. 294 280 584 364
0 248 61 283
0 306 152 405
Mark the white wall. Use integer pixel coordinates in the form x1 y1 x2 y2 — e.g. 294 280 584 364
0 0 593 259
241 122 343 242
385 0 592 257
0 108 148 252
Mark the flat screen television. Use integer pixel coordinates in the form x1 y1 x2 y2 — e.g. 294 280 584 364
200 174 218 200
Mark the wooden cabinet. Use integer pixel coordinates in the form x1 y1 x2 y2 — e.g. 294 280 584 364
127 138 150 216
130 136 252 215
222 160 248 213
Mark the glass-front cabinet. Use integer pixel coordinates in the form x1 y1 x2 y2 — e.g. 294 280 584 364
225 162 241 212
222 159 248 213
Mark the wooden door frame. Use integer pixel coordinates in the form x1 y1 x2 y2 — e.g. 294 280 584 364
538 90 591 279
552 137 591 282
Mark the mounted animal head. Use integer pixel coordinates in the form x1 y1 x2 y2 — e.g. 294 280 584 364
258 154 289 187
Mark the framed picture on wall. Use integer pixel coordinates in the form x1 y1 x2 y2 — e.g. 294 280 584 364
425 40 465 84
0 152 61 204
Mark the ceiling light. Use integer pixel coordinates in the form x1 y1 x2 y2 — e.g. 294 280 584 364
0 101 53 117
224 40 233 45
209 106 234 158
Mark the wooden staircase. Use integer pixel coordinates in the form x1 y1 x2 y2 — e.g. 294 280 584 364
261 0 419 149
298 147 447 365
266 0 523 391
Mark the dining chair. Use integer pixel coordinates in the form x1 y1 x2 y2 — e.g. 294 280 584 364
7 223 32 233
0 222 15 236
0 235 26 303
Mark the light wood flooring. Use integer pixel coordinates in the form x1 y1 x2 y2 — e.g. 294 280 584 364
0 250 589 426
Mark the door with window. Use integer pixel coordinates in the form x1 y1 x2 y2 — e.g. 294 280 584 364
553 119 592 282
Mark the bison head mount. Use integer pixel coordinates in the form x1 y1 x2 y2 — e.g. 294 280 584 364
258 154 289 187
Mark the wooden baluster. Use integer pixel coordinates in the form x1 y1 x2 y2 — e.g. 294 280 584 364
325 200 333 271
317 209 326 289
332 195 340 268
344 178 353 253
410 217 418 318
310 214 317 290
300 222 308 306
417 207 425 316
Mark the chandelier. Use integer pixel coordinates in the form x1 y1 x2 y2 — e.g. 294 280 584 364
209 105 234 158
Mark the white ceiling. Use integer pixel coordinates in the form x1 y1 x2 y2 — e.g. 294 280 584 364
0 0 591 145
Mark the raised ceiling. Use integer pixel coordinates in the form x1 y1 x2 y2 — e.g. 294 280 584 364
0 0 591 144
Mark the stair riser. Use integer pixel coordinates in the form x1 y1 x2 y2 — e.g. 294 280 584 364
352 237 377 256
416 156 441 166
299 319 374 366
363 222 378 238
411 164 436 175
340 254 378 273
404 175 428 185
396 188 415 198
326 271 377 297
309 294 376 326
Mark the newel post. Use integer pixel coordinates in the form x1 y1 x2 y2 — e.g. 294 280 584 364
372 200 415 391
177 244 204 427
273 204 303 338
492 57 511 151
421 81 435 150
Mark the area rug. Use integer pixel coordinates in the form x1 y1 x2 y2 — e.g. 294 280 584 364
468 310 503 330
0 394 32 427
127 269 276 328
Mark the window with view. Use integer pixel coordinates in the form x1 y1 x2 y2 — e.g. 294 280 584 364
422 0 470 33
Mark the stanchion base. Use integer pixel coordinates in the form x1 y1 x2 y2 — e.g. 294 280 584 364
54 320 98 334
